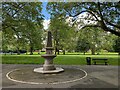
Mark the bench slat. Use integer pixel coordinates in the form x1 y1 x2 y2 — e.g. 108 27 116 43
92 59 107 60
92 58 108 65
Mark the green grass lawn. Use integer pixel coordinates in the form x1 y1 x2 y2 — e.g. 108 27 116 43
1 54 119 65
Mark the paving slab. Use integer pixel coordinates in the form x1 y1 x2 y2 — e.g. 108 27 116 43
1 64 119 90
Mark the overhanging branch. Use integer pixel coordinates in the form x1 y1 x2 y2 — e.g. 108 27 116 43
102 26 120 36
105 19 120 29
70 10 100 22
81 25 101 29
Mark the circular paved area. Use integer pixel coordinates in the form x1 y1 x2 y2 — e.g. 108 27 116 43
2 64 119 89
6 67 87 84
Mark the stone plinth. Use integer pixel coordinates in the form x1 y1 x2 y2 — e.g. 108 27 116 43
34 67 64 74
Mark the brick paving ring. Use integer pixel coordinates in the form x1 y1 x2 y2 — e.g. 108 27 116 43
6 67 87 85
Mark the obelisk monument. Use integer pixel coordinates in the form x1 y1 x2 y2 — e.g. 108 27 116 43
34 31 64 73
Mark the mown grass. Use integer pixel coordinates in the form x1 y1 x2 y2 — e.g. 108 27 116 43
1 54 119 65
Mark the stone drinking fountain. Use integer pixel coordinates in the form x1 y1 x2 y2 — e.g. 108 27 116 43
34 31 64 74
6 31 87 85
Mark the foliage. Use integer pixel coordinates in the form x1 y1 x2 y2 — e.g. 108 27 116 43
75 38 90 54
46 2 119 54
49 14 77 54
47 2 120 36
2 2 44 54
113 37 120 54
75 27 117 54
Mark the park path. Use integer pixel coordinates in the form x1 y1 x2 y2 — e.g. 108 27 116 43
2 64 119 89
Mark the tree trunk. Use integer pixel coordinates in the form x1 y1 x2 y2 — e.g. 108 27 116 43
55 51 57 55
4 52 6 55
17 47 20 55
91 48 95 55
83 52 85 55
91 44 96 55
55 47 57 55
63 50 65 55
30 46 33 55
57 49 59 55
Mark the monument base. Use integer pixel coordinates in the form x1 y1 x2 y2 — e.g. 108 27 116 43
34 67 64 74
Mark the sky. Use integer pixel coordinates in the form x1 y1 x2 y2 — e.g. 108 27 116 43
42 2 50 20
42 2 51 30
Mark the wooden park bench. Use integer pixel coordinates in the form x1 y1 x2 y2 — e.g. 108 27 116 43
92 58 108 65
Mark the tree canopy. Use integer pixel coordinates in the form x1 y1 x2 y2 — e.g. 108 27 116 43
1 2 119 55
49 14 76 54
47 2 120 36
2 2 44 54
